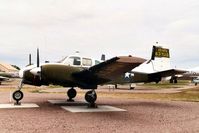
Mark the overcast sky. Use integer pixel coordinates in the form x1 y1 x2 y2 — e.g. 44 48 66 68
0 0 199 69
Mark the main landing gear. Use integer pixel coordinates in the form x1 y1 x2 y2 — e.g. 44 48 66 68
85 90 97 108
67 88 98 108
170 76 178 84
12 80 24 105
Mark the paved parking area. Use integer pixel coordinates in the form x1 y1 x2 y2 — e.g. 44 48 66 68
0 91 199 133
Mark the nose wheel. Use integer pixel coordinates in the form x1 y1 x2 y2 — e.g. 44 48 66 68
12 90 24 105
67 87 77 102
85 90 97 108
13 80 24 105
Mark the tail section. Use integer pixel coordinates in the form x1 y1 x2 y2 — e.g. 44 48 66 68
150 45 171 71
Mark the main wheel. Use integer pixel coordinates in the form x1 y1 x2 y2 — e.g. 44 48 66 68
115 84 118 89
67 88 77 101
13 90 23 102
85 90 97 104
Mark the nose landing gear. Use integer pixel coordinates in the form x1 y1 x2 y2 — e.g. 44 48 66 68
13 90 24 105
13 80 24 105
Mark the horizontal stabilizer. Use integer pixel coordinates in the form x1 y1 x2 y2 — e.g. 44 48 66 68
148 69 187 77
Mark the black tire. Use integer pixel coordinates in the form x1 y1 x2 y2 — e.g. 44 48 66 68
85 91 97 103
13 90 24 101
115 84 117 89
67 88 77 99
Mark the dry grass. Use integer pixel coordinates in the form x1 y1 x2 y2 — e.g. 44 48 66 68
139 80 190 89
92 87 199 102
1 80 199 102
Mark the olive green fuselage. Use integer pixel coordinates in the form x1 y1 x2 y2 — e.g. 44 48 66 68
41 64 84 87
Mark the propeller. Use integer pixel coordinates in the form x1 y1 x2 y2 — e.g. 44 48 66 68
29 54 32 66
37 48 40 67
30 48 41 76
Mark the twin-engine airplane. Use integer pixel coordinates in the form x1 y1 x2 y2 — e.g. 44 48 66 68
12 49 146 107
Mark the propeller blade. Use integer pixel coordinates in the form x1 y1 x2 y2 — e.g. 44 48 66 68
29 54 32 66
37 48 40 67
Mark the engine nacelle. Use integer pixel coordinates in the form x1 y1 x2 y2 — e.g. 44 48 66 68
23 69 42 86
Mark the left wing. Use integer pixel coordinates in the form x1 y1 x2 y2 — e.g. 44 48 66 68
72 56 146 86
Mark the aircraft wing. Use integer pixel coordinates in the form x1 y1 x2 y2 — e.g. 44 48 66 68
72 56 146 85
148 69 187 78
0 76 9 81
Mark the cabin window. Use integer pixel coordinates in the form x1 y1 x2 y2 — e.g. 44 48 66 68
69 56 81 66
82 58 92 66
95 60 100 65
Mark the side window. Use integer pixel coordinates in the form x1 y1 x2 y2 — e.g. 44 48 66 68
82 58 92 66
95 60 100 65
69 57 81 66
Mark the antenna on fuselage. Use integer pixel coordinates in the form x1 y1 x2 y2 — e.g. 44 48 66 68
101 54 106 61
75 51 80 56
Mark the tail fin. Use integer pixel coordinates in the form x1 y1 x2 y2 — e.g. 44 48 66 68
151 45 171 71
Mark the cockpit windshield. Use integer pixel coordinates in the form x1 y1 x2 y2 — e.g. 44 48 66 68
57 56 68 63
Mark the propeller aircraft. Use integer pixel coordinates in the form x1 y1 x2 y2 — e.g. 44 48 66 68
12 49 146 107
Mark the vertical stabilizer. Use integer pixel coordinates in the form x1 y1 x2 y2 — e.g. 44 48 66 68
151 45 171 71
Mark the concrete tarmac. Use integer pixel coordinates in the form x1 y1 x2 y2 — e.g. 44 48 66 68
0 91 199 133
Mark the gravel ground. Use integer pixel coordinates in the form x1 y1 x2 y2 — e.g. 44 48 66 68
0 91 199 133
